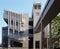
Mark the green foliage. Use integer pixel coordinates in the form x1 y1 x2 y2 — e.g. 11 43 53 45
51 15 60 38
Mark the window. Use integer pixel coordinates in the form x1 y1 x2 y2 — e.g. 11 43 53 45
21 22 24 27
34 5 37 9
10 29 13 34
11 20 13 25
19 31 23 36
38 5 41 9
14 30 18 34
35 41 40 49
13 41 23 47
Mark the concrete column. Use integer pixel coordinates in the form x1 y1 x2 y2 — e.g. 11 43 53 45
33 32 41 49
49 22 53 49
18 14 19 36
13 13 14 36
23 24 28 49
18 15 21 36
47 37 49 49
15 14 16 31
8 11 11 48
8 39 10 47
10 12 11 28
40 22 43 49
23 33 28 49
33 35 35 49
23 15 28 49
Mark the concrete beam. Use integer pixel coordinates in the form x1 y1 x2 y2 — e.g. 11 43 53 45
35 0 60 33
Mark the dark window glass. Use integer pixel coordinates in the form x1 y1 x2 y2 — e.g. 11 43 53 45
19 31 23 36
29 37 33 49
10 29 13 34
38 5 41 9
34 5 37 9
11 20 13 25
13 41 23 47
29 21 33 25
29 29 33 34
21 22 24 27
35 41 40 49
14 30 18 34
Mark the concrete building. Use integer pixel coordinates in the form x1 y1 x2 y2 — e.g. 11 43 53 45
32 3 41 49
3 9 29 49
2 2 50 49
32 3 50 49
2 27 8 47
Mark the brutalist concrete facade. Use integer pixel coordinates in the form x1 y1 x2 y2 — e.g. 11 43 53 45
2 2 50 49
32 3 41 49
3 9 29 49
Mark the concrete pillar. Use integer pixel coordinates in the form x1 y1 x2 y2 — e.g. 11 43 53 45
15 14 16 31
33 36 35 49
23 37 28 49
8 39 10 47
23 14 29 49
40 22 43 49
23 30 28 49
33 28 35 49
18 15 20 36
49 22 53 49
47 37 49 49
13 13 15 36
8 11 11 48
10 12 11 28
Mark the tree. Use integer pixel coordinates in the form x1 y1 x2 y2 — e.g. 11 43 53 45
51 15 60 47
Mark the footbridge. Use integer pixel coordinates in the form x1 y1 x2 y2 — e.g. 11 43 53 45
35 0 60 33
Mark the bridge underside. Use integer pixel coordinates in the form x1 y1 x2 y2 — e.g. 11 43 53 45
35 0 60 33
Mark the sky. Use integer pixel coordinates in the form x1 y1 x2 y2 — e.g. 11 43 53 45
0 0 47 44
